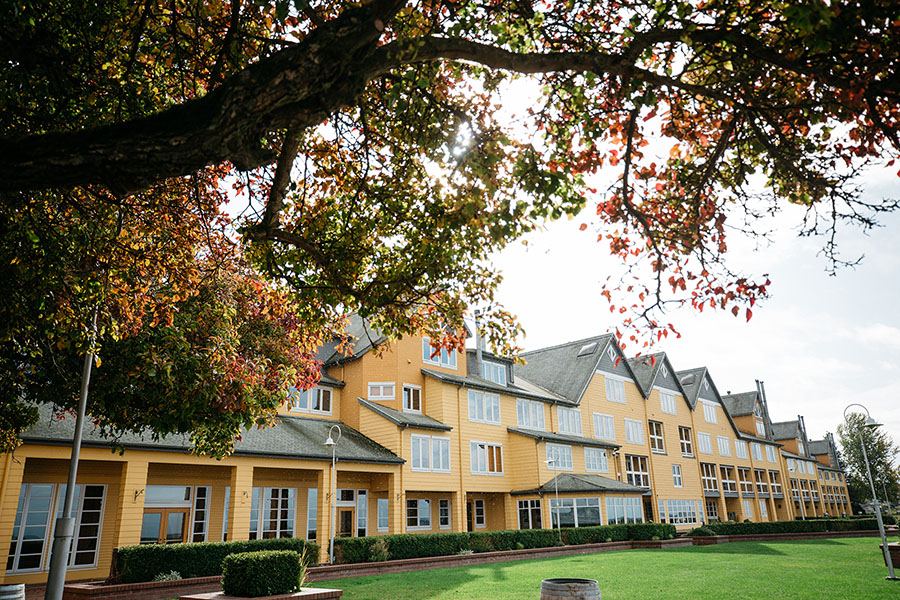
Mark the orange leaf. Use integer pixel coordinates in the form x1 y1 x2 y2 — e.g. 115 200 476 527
746 308 753 322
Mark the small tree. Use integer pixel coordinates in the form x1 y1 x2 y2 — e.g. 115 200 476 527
837 413 900 507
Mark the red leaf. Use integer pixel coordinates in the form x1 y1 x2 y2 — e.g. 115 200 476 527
746 308 753 322
579 223 588 231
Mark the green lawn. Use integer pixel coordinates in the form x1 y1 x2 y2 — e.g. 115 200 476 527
310 538 898 599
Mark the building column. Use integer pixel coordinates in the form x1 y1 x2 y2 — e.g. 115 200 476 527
227 464 254 542
314 468 330 564
715 495 727 523
503 494 518 530
387 472 404 535
0 453 26 583
451 490 466 533
111 459 149 548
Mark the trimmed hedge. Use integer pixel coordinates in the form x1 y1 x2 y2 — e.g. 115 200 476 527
704 518 883 536
115 537 319 583
333 523 676 564
221 550 304 597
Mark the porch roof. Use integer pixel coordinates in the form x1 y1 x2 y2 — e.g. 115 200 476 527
510 473 646 496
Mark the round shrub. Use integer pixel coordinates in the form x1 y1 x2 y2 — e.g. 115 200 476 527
221 550 305 597
689 526 716 536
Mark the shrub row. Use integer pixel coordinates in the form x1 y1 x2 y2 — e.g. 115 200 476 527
333 523 676 564
116 537 319 583
689 518 885 536
221 550 305 597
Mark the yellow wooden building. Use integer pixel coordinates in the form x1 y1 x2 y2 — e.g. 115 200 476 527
0 316 852 586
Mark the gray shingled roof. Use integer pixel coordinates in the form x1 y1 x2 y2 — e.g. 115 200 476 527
421 368 570 405
21 404 403 464
511 473 646 496
781 449 814 461
771 420 800 441
517 334 615 403
319 314 387 366
675 367 706 409
625 353 666 397
808 439 831 456
507 427 620 450
318 373 345 387
359 398 452 431
721 391 758 417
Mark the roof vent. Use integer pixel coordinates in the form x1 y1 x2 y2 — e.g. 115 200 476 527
578 342 598 357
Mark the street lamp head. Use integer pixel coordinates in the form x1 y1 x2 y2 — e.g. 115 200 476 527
864 417 883 429
324 436 335 446
324 424 342 447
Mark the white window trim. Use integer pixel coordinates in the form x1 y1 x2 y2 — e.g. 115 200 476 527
368 381 396 401
516 398 546 431
472 499 487 528
593 413 616 441
702 402 718 424
596 370 634 383
557 406 583 436
470 440 504 475
377 497 389 532
672 464 683 488
717 435 731 457
422 337 458 369
603 373 629 404
411 435 451 473
439 498 452 530
585 447 609 473
467 390 502 425
406 498 432 531
546 443 574 471
657 388 678 415
697 432 713 455
624 418 644 445
402 384 422 414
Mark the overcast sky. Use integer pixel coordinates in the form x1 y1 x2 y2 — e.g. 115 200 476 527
488 170 900 462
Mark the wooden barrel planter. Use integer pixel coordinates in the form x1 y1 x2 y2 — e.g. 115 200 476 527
0 584 25 600
880 542 900 567
540 578 601 599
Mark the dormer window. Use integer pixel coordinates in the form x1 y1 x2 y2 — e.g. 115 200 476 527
423 337 457 369
482 361 507 385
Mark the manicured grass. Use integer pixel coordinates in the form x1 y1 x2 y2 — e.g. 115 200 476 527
311 537 899 599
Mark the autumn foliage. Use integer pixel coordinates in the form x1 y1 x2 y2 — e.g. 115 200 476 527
3 0 900 452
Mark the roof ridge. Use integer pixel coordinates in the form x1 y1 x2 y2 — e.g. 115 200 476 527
521 333 613 356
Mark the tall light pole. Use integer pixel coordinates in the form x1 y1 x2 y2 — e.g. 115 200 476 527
544 452 562 544
324 424 341 564
844 404 898 581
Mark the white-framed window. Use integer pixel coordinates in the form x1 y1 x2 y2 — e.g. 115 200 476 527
558 406 582 435
223 486 231 541
482 360 507 385
261 488 296 539
766 445 777 463
703 402 718 424
665 499 698 525
368 382 395 401
289 386 333 415
357 490 368 537
798 440 805 455
468 390 501 424
605 376 626 404
625 455 650 487
471 441 503 475
808 462 817 476
672 464 683 488
743 499 754 520
606 497 643 524
550 497 604 528
735 440 748 459
787 458 796 472
594 413 616 441
750 442 762 461
411 435 451 472
697 432 713 454
403 385 422 413
717 436 731 457
585 447 609 473
191 486 210 543
660 391 677 415
738 468 753 494
755 469 769 495
7 483 107 573
307 488 318 541
720 466 737 493
406 499 431 530
679 426 693 456
377 498 389 532
797 460 806 474
516 398 545 430
649 421 665 454
625 418 644 445
422 337 457 369
472 499 486 528
439 499 451 529
706 499 719 521
546 443 573 470
759 499 768 519
756 420 766 436
701 463 718 492
518 499 543 529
